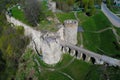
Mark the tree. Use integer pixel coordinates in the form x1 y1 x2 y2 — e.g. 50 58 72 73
88 0 95 16
23 0 44 26
97 0 102 5
0 0 19 13
55 0 75 12
89 0 94 8
106 0 111 7
67 0 75 6
82 0 89 12
0 25 29 79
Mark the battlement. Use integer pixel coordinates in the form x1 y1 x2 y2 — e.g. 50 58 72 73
64 20 78 27
63 20 78 45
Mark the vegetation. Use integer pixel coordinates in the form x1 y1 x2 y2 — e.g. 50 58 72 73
38 20 58 32
0 0 19 13
53 0 75 12
15 50 92 80
56 12 76 23
0 0 120 80
23 0 45 26
0 11 29 80
79 11 120 58
12 6 29 25
106 0 111 7
106 0 120 14
15 50 120 80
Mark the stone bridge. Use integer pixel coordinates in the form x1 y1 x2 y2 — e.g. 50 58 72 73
60 41 120 67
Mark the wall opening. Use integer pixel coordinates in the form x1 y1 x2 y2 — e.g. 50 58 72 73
90 57 96 64
75 50 78 57
82 53 86 61
68 48 71 54
61 46 63 51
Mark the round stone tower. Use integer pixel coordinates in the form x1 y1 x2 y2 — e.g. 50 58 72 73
64 20 78 45
41 33 62 65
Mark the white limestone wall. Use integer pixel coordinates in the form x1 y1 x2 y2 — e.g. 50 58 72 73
6 14 42 52
6 14 62 65
64 20 78 45
41 37 62 64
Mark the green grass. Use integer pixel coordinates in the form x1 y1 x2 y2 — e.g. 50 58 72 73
82 17 100 52
15 48 120 80
12 4 56 32
99 30 119 56
79 11 120 57
115 27 120 36
12 6 29 25
39 20 58 32
56 12 76 23
77 11 89 24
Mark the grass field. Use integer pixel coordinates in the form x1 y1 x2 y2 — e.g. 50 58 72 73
78 11 120 57
56 11 120 57
15 49 120 80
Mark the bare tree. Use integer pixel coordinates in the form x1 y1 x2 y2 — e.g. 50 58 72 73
24 0 44 26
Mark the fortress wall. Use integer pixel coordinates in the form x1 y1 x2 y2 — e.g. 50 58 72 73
6 14 62 65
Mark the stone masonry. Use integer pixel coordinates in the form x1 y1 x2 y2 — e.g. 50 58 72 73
64 20 78 45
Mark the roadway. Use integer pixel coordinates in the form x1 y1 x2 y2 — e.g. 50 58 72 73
101 3 120 27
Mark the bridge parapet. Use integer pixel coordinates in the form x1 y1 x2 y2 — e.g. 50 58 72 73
60 41 120 67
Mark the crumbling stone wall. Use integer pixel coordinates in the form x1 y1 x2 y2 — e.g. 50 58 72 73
41 32 62 64
48 0 56 12
6 14 62 65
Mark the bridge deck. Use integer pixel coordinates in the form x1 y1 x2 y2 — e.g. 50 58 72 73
60 41 120 67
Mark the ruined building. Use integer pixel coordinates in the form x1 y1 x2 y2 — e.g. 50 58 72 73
6 13 78 64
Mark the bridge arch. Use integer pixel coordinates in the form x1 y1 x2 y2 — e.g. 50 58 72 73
68 48 71 53
75 50 78 58
90 57 96 64
82 53 86 61
61 46 64 53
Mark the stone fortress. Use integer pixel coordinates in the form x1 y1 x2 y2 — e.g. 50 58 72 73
6 12 78 64
6 0 120 67
39 19 78 64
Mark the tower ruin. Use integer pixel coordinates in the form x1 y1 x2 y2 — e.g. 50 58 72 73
64 20 78 45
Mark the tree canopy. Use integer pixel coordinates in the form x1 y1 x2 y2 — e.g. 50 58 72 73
23 0 44 26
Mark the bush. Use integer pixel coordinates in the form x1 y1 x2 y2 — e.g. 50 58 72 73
0 25 29 79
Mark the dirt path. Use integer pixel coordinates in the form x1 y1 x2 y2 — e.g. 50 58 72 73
58 71 74 80
74 11 84 47
85 27 120 44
